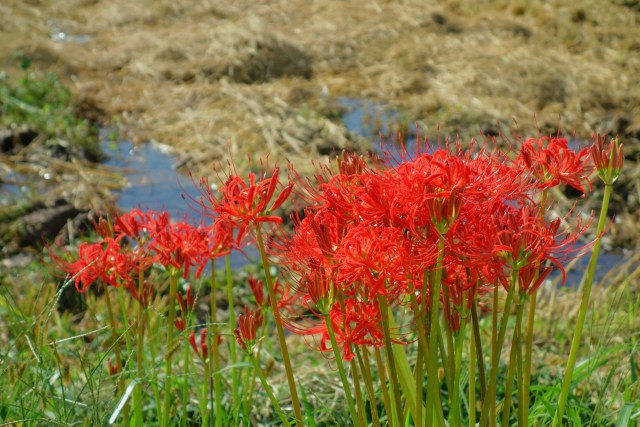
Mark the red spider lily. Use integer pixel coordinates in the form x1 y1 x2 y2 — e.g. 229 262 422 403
300 267 334 314
518 136 593 194
52 238 135 292
334 225 413 303
107 359 120 376
197 167 294 244
174 318 187 332
248 277 266 307
113 209 170 242
189 328 209 361
177 285 197 316
321 301 385 361
235 307 263 353
204 219 234 259
150 221 209 278
493 204 591 288
591 134 623 184
426 190 462 235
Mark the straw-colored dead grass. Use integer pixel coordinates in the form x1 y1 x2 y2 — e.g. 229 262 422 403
2 0 638 176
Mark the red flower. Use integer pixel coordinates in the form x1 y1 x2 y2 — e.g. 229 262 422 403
150 221 209 278
53 238 135 292
518 136 593 194
248 277 266 308
189 328 209 361
234 307 263 353
590 134 623 184
194 166 294 244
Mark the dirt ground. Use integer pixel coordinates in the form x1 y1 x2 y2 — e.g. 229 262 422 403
1 0 640 247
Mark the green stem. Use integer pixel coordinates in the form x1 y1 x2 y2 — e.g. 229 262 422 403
210 259 222 427
225 254 239 415
202 348 211 427
441 285 456 398
469 322 477 427
480 269 518 427
161 272 179 427
103 283 129 425
426 238 445 422
356 347 381 427
501 300 523 427
374 347 393 426
522 291 536 425
449 320 467 426
146 309 162 423
256 225 304 427
323 311 359 427
181 334 189 427
350 358 367 427
379 297 404 427
134 271 145 427
470 301 486 400
251 355 292 427
553 183 613 426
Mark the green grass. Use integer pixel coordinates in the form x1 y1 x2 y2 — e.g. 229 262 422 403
1 249 639 426
0 63 101 161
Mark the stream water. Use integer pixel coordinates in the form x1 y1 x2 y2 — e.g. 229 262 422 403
105 100 627 284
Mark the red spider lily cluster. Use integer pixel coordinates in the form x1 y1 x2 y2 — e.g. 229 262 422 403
275 135 598 361
53 167 294 311
52 133 619 366
53 209 231 302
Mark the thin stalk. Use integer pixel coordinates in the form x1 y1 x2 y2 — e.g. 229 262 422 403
479 269 518 427
374 347 393 426
522 188 547 424
409 292 433 425
202 348 211 427
181 336 189 426
251 355 292 427
146 309 162 422
469 322 476 427
489 286 499 426
470 301 486 400
441 285 456 397
241 352 253 419
225 254 239 414
501 314 520 427
256 225 303 427
103 283 129 425
323 310 359 427
379 297 404 426
522 291 536 423
161 272 179 427
356 347 381 427
414 339 424 427
553 183 613 426
516 324 525 427
449 320 467 426
426 238 445 421
134 269 146 427
350 358 367 427
210 258 222 427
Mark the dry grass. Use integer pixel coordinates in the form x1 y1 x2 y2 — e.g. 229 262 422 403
2 0 640 248
2 0 638 174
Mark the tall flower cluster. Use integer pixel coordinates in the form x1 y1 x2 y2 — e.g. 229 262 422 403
277 137 593 360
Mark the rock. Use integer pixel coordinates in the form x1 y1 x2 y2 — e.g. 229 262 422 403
17 199 81 248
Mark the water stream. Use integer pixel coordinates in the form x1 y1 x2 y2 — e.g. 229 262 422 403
105 100 627 283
